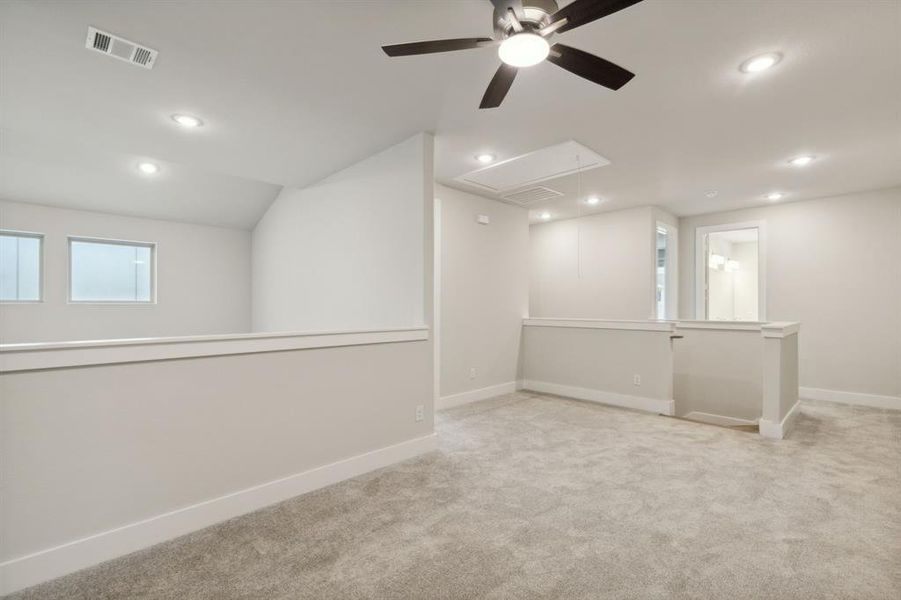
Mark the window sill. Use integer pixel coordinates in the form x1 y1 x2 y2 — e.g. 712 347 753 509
66 302 157 308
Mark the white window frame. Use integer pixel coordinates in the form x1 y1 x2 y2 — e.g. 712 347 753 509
694 220 766 321
67 236 158 305
0 229 45 304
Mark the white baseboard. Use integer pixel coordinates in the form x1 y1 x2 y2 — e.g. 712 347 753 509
0 433 438 596
520 379 675 415
437 381 518 410
799 386 901 411
681 411 758 428
759 400 801 440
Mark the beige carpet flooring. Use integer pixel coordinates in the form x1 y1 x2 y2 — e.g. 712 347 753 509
9 392 901 599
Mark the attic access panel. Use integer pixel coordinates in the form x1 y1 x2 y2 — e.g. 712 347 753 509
455 140 610 193
501 186 564 206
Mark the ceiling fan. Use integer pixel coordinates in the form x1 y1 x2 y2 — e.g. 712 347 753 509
382 0 644 109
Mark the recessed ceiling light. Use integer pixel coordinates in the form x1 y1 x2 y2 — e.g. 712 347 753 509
475 153 495 164
740 52 781 73
137 161 159 175
171 114 203 128
766 192 784 201
788 155 814 167
539 212 551 220
586 196 601 205
705 190 719 198
498 33 550 68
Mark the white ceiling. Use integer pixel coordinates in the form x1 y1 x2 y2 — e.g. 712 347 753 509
1 0 899 229
0 130 280 229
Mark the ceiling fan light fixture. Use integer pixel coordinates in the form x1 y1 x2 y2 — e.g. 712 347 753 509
498 33 549 68
382 0 643 108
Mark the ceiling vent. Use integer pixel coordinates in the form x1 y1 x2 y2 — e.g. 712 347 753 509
501 186 564 206
85 27 158 69
455 140 610 193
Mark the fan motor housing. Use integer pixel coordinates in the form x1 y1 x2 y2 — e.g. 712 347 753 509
494 0 559 36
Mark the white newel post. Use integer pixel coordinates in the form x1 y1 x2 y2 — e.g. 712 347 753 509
759 322 801 439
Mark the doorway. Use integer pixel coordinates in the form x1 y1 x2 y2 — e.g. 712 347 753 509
655 223 677 320
695 222 765 321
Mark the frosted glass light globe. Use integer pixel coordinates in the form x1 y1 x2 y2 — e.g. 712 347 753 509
499 34 550 68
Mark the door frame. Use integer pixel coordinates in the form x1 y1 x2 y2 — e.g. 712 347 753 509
653 221 678 320
694 220 766 321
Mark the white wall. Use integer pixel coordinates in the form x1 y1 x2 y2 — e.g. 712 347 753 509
679 187 901 400
0 200 251 343
1 131 437 594
252 134 432 332
521 322 675 415
436 185 528 401
529 206 657 320
673 327 762 421
0 335 434 592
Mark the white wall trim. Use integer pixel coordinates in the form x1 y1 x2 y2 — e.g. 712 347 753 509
0 433 438 596
523 318 797 335
681 411 758 428
437 381 518 410
676 320 763 332
0 327 429 373
521 379 675 415
759 400 801 439
799 386 901 411
761 321 800 338
523 318 675 332
676 320 799 336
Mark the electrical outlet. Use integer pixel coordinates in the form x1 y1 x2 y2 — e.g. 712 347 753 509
415 405 424 422
469 367 477 379
633 374 641 386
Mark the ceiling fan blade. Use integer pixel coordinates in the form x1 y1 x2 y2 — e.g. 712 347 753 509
479 64 518 109
546 43 635 90
382 38 494 57
549 0 644 34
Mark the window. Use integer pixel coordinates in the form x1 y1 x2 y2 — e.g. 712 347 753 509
69 237 155 303
0 231 43 302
